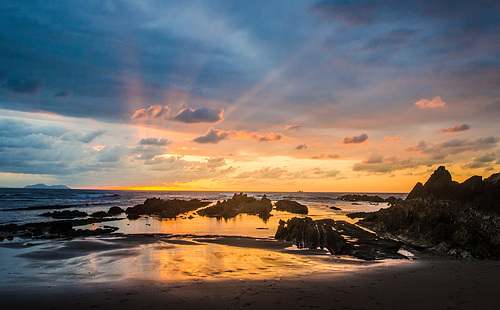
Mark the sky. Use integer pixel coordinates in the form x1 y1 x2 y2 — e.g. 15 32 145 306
0 0 499 192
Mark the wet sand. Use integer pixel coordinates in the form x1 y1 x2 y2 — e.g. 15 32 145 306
1 234 499 309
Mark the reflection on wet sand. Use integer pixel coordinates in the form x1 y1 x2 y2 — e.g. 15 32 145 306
0 234 390 288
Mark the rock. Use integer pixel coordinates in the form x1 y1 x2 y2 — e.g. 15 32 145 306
49 221 72 233
341 194 386 202
197 193 272 220
6 235 14 240
127 214 140 220
126 198 211 218
39 210 88 219
90 211 109 218
108 206 125 214
275 217 346 254
406 166 500 214
0 236 4 241
275 200 308 214
406 166 467 202
329 206 341 210
346 211 373 219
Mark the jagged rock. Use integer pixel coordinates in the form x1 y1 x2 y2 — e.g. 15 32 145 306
275 217 346 254
358 198 500 259
275 200 308 214
126 198 211 218
406 166 500 214
39 210 88 219
108 206 125 215
197 193 272 219
406 166 470 203
470 172 500 214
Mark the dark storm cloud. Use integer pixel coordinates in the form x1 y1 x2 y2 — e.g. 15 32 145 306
193 128 230 144
3 79 44 95
340 133 368 144
172 107 223 124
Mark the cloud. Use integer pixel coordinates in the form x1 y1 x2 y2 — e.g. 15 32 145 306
285 124 303 131
377 135 403 150
340 133 368 144
193 128 285 144
172 107 224 123
53 90 73 98
462 153 497 169
236 167 287 179
414 96 446 108
193 128 231 144
131 105 171 119
3 78 44 95
365 28 419 49
353 155 422 173
404 136 499 155
295 144 307 150
363 153 384 164
76 129 105 143
311 153 340 159
139 138 171 146
440 124 471 133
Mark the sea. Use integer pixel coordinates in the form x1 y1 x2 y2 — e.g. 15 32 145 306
0 189 406 239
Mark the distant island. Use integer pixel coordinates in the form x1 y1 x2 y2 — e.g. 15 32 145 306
24 183 71 190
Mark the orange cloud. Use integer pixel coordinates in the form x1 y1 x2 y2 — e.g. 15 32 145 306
311 153 340 159
131 105 170 119
377 135 403 150
414 96 445 108
440 124 470 133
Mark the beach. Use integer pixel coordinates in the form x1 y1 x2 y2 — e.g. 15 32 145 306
1 190 499 309
1 233 500 310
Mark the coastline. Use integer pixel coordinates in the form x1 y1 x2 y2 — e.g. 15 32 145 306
1 234 499 309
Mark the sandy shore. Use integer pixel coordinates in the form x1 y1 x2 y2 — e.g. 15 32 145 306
1 234 499 310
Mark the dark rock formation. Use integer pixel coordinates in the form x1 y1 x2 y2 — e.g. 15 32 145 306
275 217 345 254
275 200 308 214
329 206 341 210
108 206 125 215
341 194 386 202
406 166 500 214
39 210 88 219
197 193 272 220
356 167 500 259
126 198 211 218
359 198 500 259
346 211 372 219
90 211 109 218
275 217 405 259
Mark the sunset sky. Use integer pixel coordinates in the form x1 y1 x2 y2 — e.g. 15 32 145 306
1 1 499 192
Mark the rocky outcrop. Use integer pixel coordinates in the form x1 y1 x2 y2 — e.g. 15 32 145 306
126 198 211 218
357 167 500 259
197 193 272 219
108 206 125 214
406 166 499 214
275 200 308 214
275 217 405 259
39 210 88 219
275 217 345 254
341 194 386 202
